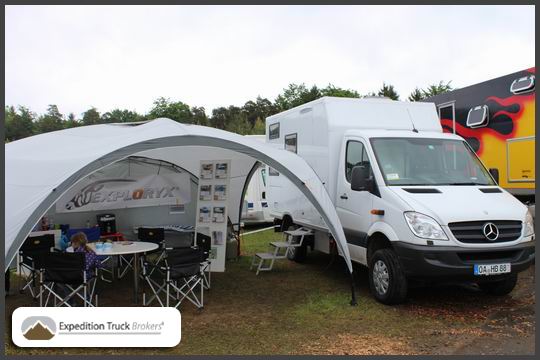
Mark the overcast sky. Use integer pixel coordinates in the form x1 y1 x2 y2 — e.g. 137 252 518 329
5 5 535 117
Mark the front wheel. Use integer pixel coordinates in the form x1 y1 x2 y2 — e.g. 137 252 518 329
478 273 518 296
368 248 408 305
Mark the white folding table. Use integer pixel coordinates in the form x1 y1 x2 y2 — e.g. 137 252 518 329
88 241 158 303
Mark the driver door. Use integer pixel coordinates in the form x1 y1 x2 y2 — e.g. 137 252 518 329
336 137 374 265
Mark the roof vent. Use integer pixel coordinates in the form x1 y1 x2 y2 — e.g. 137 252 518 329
402 188 441 194
363 95 392 100
479 188 503 193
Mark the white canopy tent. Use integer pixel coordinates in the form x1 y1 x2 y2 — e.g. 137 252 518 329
5 119 356 303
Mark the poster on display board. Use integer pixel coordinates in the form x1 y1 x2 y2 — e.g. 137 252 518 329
195 160 231 272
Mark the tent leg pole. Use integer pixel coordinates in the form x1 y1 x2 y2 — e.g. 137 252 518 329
349 273 357 306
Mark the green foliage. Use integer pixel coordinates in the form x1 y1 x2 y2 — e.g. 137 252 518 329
321 84 360 98
421 80 453 98
408 87 425 102
211 106 244 131
64 113 81 128
242 96 278 127
5 106 35 141
6 80 452 141
225 112 251 135
251 117 265 135
149 97 192 124
377 82 400 100
275 83 322 111
191 106 209 126
82 107 101 126
102 109 145 123
36 105 64 134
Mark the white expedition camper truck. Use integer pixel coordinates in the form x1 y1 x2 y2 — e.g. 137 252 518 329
266 97 535 304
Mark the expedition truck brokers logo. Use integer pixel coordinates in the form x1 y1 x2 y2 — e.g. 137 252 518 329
12 307 181 347
65 178 180 210
22 317 56 340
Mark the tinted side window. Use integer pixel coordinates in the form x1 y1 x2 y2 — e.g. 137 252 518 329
346 141 365 182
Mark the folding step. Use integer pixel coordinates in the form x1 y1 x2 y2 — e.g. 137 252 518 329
255 252 275 260
283 228 313 237
251 228 315 276
270 241 301 248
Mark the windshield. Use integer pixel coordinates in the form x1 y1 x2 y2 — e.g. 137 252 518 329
370 137 495 186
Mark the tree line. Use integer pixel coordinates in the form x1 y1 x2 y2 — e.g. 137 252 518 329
5 81 452 142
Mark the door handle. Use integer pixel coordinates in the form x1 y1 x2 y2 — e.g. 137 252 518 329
340 194 348 200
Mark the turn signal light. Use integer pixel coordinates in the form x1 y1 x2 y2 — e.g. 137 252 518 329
371 209 385 215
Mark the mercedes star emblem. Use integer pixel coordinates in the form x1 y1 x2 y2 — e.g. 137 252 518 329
483 222 500 241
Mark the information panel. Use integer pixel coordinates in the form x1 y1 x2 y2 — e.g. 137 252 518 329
195 160 231 272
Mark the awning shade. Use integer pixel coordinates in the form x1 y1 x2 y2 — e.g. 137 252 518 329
5 118 353 274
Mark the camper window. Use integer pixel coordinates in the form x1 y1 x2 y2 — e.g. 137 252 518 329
466 105 489 128
269 167 279 176
269 123 280 139
285 133 297 153
510 75 535 94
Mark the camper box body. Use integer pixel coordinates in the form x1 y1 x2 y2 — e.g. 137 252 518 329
266 96 534 304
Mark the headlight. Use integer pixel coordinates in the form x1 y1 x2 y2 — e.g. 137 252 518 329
404 212 448 240
524 210 534 237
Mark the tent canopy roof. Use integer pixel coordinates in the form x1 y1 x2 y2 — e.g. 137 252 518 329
5 118 352 274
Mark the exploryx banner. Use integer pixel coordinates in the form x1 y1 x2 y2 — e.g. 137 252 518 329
55 173 192 213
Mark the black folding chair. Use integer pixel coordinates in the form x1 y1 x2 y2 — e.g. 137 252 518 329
142 248 204 309
39 252 98 307
195 232 212 290
164 231 194 250
18 234 55 298
138 227 166 276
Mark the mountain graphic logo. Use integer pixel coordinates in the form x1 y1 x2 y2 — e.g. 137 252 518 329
21 316 56 340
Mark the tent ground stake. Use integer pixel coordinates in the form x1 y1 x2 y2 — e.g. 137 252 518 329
349 273 358 306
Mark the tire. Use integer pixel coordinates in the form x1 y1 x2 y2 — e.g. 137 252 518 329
285 224 307 263
368 248 408 305
478 273 518 296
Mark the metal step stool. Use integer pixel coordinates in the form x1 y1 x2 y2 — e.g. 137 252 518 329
250 228 312 275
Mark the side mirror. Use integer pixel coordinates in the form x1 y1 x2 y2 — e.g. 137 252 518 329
489 168 499 184
351 165 373 192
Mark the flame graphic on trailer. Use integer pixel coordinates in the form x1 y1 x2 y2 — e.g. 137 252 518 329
424 68 535 197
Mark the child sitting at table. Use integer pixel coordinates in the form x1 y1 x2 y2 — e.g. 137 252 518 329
69 232 103 278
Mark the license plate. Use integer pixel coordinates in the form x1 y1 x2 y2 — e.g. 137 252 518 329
474 263 511 276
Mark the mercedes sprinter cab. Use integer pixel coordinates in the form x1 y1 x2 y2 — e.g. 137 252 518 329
266 96 535 304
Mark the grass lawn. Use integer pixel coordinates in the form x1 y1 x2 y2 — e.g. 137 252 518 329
4 227 535 355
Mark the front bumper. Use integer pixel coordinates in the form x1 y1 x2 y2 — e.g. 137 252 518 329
393 240 535 281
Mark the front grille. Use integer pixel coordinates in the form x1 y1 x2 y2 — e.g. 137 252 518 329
448 220 522 244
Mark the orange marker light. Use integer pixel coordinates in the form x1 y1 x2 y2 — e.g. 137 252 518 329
371 209 385 215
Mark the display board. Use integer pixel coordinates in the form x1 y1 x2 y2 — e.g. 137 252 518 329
195 160 230 272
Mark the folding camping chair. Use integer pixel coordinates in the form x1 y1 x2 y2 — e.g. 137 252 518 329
138 227 166 276
194 232 212 290
39 252 98 307
18 234 55 299
142 248 204 309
